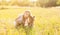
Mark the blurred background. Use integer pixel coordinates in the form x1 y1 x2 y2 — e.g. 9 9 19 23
0 0 60 7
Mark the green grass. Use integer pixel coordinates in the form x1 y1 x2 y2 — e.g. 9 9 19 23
0 7 60 35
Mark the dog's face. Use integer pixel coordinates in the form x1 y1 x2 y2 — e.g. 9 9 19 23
24 16 35 26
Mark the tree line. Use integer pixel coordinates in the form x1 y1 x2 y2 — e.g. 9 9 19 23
0 0 60 7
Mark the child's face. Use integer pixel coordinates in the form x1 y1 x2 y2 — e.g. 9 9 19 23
24 11 30 18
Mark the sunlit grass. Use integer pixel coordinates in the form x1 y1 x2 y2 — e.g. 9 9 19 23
0 7 60 35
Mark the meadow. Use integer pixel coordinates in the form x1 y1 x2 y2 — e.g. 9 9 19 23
0 7 60 35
